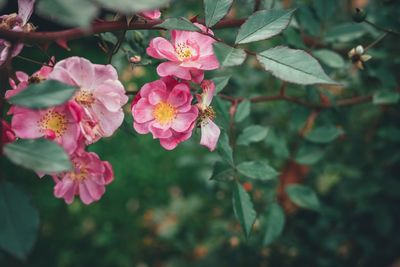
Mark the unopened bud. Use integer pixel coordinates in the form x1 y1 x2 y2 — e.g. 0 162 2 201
130 55 142 64
353 8 367 23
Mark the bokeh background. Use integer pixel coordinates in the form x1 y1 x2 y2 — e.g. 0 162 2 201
1 0 400 266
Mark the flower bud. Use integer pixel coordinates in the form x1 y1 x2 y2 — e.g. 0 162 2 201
129 55 142 64
353 8 367 23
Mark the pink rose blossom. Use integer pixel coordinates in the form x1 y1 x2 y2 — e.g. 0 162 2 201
196 80 220 151
139 9 161 20
146 23 219 83
48 57 129 144
1 120 16 145
52 150 114 205
10 102 83 154
132 77 199 150
0 0 36 65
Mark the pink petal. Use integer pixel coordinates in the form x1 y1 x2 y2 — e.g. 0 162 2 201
18 0 35 24
148 89 168 105
157 62 192 80
79 183 95 205
200 119 220 151
103 161 114 184
11 110 42 138
133 121 151 134
149 123 173 138
147 37 178 61
171 108 198 132
168 83 190 108
132 99 155 123
84 179 105 201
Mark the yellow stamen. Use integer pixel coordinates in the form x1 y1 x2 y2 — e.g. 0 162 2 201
38 110 67 137
76 89 95 107
153 102 176 125
175 43 193 61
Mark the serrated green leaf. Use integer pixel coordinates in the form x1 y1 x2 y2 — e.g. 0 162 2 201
237 161 278 181
204 0 233 27
37 0 99 27
233 182 257 238
263 203 285 246
4 139 72 173
234 99 251 123
212 76 231 93
313 49 345 69
155 17 201 31
8 80 77 109
305 125 343 144
94 0 170 13
213 42 247 67
0 182 40 260
257 46 337 85
285 184 320 211
235 9 296 44
295 144 325 165
210 162 235 181
373 91 400 105
217 131 234 167
237 125 269 146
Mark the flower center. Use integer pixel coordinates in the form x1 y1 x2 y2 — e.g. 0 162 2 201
76 89 95 107
199 106 216 126
153 102 176 125
38 110 67 137
175 43 193 61
70 162 89 182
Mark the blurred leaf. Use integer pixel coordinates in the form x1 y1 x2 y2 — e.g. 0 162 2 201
296 6 320 36
210 162 235 181
233 182 256 238
373 91 400 105
4 139 72 173
213 42 247 67
94 0 170 13
263 203 285 246
36 0 98 27
155 18 200 31
265 130 290 159
237 125 269 146
305 125 343 144
217 131 234 167
8 80 77 109
204 0 233 27
100 32 118 45
325 23 367 43
295 144 325 165
235 9 296 44
313 49 345 69
257 46 337 85
235 99 251 123
285 184 320 211
213 96 230 129
236 161 278 181
0 0 5 9
212 76 231 93
312 0 336 20
0 182 39 261
283 27 306 49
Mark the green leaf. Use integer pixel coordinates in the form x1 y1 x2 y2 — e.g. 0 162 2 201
155 17 201 31
263 203 285 246
0 0 5 9
296 6 320 36
257 46 337 85
8 80 78 109
312 0 336 20
237 161 278 181
373 91 400 105
313 49 345 69
305 125 343 144
285 184 320 211
0 182 39 260
210 162 235 181
217 131 234 167
237 125 269 146
212 76 231 93
204 0 233 27
234 99 251 123
213 42 247 67
235 9 296 44
213 97 230 129
324 23 367 43
37 0 99 27
4 139 72 173
233 182 257 238
295 144 325 165
94 0 170 13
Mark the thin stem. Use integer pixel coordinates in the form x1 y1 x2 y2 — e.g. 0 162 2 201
16 55 51 66
364 33 388 51
364 20 400 36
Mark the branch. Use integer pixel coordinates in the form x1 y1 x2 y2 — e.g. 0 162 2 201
0 18 246 44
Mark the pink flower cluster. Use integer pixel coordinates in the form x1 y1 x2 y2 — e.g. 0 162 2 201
5 57 128 205
132 22 221 151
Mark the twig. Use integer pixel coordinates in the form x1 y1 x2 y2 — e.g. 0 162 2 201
364 20 400 37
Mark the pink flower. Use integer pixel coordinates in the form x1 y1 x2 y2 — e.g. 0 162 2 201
48 57 129 144
196 80 220 151
52 150 114 205
10 102 83 154
131 77 199 150
1 119 16 144
146 23 219 83
0 0 36 65
139 9 161 20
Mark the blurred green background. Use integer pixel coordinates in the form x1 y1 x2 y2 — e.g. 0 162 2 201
1 0 400 266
